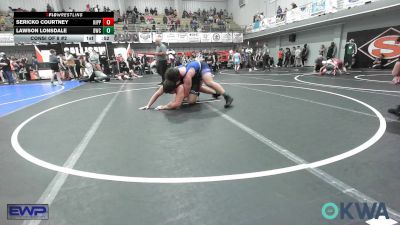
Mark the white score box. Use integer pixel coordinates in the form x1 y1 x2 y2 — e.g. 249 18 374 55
83 35 95 42
96 35 115 42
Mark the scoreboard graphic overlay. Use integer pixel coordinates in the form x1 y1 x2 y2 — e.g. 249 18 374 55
14 12 114 43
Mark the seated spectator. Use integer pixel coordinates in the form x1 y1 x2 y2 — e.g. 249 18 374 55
372 54 385 69
259 12 264 20
165 7 169 16
276 6 283 19
291 3 297 9
134 6 138 14
154 7 158 15
163 15 167 24
283 8 288 20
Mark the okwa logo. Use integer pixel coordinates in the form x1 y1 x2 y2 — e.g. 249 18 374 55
358 27 400 64
321 202 389 220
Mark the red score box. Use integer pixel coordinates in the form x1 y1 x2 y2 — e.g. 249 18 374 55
102 18 114 26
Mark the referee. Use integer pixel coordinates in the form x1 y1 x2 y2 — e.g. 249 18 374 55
154 37 167 85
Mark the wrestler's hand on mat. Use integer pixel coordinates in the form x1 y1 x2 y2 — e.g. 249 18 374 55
139 106 150 110
155 105 165 110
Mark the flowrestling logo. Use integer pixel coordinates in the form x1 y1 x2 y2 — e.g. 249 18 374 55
321 202 389 220
7 204 49 220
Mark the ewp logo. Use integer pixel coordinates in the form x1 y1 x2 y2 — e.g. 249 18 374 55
7 204 49 220
321 202 389 220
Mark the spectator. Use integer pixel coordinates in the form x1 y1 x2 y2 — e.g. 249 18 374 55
10 56 20 83
344 38 357 70
0 52 14 85
295 46 302 67
290 46 296 67
284 48 291 67
277 6 283 19
283 8 288 20
372 54 387 69
64 50 78 80
291 3 298 9
301 44 309 67
319 44 327 59
263 44 270 71
277 48 284 67
46 3 52 12
31 56 38 71
163 15 167 24
99 52 110 75
48 49 63 86
326 42 337 59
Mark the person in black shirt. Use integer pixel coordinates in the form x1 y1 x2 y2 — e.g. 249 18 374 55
118 59 129 74
127 54 135 72
99 52 110 75
140 54 148 75
0 52 14 84
212 49 219 73
49 49 63 86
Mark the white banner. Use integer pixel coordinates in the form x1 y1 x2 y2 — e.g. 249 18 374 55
152 32 163 42
200 33 212 42
232 33 243 43
220 33 233 43
188 32 201 43
264 16 276 28
163 32 178 43
138 32 152 43
177 33 189 43
343 0 367 8
287 5 312 23
143 32 240 43
211 33 221 42
325 0 338 13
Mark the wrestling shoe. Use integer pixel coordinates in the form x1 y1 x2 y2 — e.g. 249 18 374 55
388 108 400 116
224 95 233 108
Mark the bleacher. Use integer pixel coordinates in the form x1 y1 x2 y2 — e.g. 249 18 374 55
245 0 387 34
114 12 242 33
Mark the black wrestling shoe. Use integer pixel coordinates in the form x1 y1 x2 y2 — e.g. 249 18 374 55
224 95 233 108
388 108 400 116
212 93 221 99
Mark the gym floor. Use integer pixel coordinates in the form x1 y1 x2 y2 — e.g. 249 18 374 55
0 68 399 225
